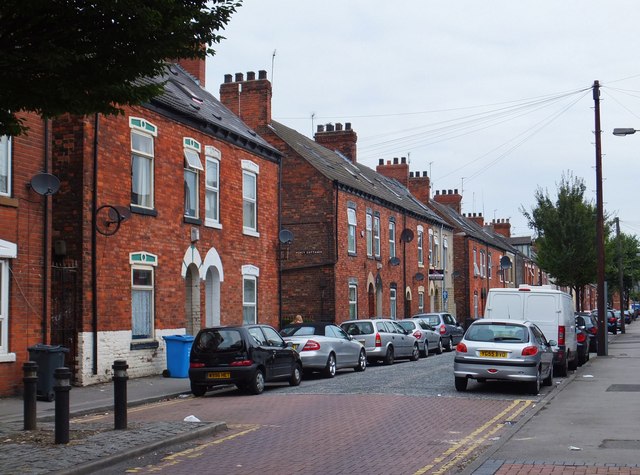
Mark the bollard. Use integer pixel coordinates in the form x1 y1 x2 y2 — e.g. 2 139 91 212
23 361 38 431
112 360 129 430
53 367 71 444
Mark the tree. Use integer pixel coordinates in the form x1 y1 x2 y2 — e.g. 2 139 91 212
0 0 242 136
605 230 640 309
521 172 603 307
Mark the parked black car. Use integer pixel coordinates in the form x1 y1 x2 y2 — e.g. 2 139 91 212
575 320 590 366
575 312 598 353
188 324 302 396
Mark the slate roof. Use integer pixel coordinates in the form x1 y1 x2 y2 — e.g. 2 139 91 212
137 64 280 162
269 120 451 228
427 199 514 252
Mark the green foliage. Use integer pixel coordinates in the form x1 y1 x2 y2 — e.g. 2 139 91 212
521 172 601 290
605 228 640 300
0 0 242 136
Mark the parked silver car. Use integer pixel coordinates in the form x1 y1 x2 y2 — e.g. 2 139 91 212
340 318 420 365
397 319 443 356
453 319 556 395
412 312 464 351
280 323 367 377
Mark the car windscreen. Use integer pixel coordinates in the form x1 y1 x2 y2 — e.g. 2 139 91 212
466 324 528 343
280 325 318 337
194 329 244 352
341 321 374 336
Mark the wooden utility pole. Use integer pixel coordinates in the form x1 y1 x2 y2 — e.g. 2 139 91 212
594 80 607 356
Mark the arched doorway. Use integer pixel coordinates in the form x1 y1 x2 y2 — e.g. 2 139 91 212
405 287 412 318
368 283 375 318
184 263 201 335
205 266 221 327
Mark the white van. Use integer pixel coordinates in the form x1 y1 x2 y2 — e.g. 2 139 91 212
484 285 577 376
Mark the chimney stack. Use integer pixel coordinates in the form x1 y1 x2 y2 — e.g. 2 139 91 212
491 218 512 238
408 170 430 205
219 70 272 133
376 157 409 187
433 189 462 214
315 122 358 162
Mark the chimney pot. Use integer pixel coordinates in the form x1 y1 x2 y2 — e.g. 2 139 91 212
409 171 414 178
393 157 399 164
448 189 453 194
379 158 384 165
435 190 440 195
224 74 233 83
326 123 334 132
401 156 406 164
345 122 352 130
336 123 343 131
247 71 256 80
235 72 244 82
317 125 325 133
423 171 428 177
454 188 458 194
258 70 267 79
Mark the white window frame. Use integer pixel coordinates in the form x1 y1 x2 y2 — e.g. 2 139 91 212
0 135 11 197
389 219 396 259
418 290 425 313
366 211 373 257
204 146 221 228
373 215 381 258
443 237 448 272
242 160 259 237
347 208 357 254
348 284 358 319
183 138 203 219
480 250 486 278
242 265 260 324
417 226 424 267
129 118 157 209
390 287 397 320
428 229 434 266
488 252 492 279
433 234 439 268
130 252 157 341
0 242 17 361
473 249 479 276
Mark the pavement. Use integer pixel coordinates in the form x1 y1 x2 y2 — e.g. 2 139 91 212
0 323 639 475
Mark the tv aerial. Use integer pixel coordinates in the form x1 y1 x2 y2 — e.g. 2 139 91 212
95 205 131 236
29 173 60 196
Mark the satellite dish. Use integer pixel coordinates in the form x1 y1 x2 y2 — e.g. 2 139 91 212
109 206 131 223
30 173 60 196
500 255 512 269
389 257 401 266
279 229 294 244
400 229 414 243
414 272 425 282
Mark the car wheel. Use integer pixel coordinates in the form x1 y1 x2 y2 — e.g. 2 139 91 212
247 369 265 395
447 336 455 352
354 349 367 372
190 383 206 397
436 339 443 355
410 344 420 361
455 376 468 391
323 353 337 378
526 369 541 395
422 342 429 358
289 362 302 386
542 363 553 387
568 352 578 371
384 346 395 365
555 356 568 377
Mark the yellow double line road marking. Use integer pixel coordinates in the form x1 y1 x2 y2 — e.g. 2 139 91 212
125 424 261 473
414 399 533 475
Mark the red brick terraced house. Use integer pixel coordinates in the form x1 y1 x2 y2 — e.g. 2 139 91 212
219 71 452 324
428 190 519 321
0 113 54 395
50 62 281 385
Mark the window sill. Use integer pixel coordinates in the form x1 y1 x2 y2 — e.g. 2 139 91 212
183 216 202 226
0 353 17 363
131 205 157 217
204 220 222 229
0 196 18 208
243 228 260 238
130 340 159 351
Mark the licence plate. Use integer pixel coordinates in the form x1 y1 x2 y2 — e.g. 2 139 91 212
479 351 507 358
207 371 230 379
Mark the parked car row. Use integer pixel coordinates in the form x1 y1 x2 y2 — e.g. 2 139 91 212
188 314 465 397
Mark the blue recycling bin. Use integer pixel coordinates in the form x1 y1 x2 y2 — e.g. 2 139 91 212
162 335 194 378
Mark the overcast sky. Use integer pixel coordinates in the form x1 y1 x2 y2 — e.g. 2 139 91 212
204 0 640 237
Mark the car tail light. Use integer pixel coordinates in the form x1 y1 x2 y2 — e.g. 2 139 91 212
413 330 422 339
456 342 467 352
230 360 253 367
439 326 446 335
589 326 597 335
302 340 321 351
190 362 205 368
521 346 539 356
558 325 565 345
577 332 586 343
375 333 382 347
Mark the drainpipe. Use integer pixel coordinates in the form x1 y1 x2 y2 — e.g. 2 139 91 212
42 119 50 343
402 213 407 318
277 154 282 329
91 114 99 375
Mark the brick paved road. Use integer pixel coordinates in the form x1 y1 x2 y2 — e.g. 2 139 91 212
94 392 534 475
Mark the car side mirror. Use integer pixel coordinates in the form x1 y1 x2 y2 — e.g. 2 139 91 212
548 340 557 347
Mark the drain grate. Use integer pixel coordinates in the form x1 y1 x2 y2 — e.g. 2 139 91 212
599 439 640 449
606 384 640 392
